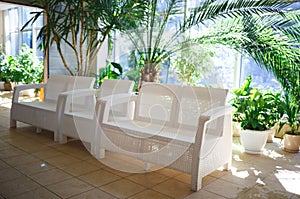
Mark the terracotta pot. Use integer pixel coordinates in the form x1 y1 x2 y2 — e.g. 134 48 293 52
284 134 300 153
240 129 271 154
3 82 12 91
267 126 276 143
232 121 241 137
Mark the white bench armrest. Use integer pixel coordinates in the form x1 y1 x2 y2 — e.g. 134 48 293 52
96 93 136 123
12 83 46 103
201 106 234 122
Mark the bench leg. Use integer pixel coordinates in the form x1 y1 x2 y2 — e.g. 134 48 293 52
54 132 59 142
191 175 203 191
96 148 105 159
144 162 151 171
58 135 67 144
223 162 231 171
10 119 16 128
36 128 42 133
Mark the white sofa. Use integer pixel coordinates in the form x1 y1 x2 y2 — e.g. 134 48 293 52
57 79 134 153
10 75 95 141
96 83 233 191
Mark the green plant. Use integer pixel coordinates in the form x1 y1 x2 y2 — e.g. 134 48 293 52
0 52 11 83
95 61 123 87
277 92 300 136
230 76 253 122
0 45 43 84
232 76 281 131
23 0 147 76
126 0 298 88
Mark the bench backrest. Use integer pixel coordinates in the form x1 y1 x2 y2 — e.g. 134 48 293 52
44 75 95 103
135 83 228 129
135 83 181 126
99 79 134 98
178 86 229 129
100 79 134 115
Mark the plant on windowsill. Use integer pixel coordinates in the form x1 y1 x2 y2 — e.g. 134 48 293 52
277 92 300 153
233 80 280 154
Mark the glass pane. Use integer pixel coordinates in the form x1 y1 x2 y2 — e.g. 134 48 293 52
36 36 44 60
10 33 19 56
35 8 44 27
240 55 281 91
22 7 32 28
22 31 33 48
8 8 19 32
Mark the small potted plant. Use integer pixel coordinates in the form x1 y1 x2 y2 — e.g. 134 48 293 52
0 52 13 91
230 76 252 137
277 92 300 153
236 85 279 154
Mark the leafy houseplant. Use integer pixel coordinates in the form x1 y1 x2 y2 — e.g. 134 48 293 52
277 92 300 152
232 76 281 154
94 61 123 88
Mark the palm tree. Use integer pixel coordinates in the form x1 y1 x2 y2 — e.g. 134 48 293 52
23 0 147 76
124 0 299 89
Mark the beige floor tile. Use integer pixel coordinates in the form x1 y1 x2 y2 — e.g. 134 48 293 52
127 172 169 188
292 194 300 199
103 166 133 177
237 185 293 199
0 167 24 183
30 168 73 185
220 167 261 187
184 189 226 199
60 161 100 176
13 187 60 199
0 176 40 198
47 177 93 198
129 189 172 199
0 147 27 159
79 169 121 187
208 169 228 179
44 154 81 168
174 173 191 184
202 175 217 187
14 160 54 176
152 178 193 199
32 148 65 160
69 188 117 199
3 154 40 167
0 160 10 170
85 158 107 169
100 179 146 198
0 142 11 150
155 167 183 177
203 178 245 198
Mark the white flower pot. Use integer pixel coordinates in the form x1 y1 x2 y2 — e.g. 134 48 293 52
240 129 271 154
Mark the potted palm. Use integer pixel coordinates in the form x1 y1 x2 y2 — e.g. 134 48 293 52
237 87 278 154
277 93 300 153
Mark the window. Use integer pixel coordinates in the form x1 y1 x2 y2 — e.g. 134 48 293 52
5 6 43 59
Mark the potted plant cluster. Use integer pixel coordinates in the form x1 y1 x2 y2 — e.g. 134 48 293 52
277 92 300 153
0 45 43 92
231 76 281 154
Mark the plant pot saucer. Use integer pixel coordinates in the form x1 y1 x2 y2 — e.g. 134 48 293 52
244 149 264 154
284 148 299 153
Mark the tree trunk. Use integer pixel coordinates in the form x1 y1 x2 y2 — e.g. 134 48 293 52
138 61 160 90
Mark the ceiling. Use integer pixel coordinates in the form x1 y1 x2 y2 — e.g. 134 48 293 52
0 0 41 8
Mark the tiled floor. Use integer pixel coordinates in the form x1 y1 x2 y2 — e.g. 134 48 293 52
0 91 300 199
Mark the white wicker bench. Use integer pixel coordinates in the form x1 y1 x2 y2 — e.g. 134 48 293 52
96 83 233 191
10 75 95 141
57 79 134 154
